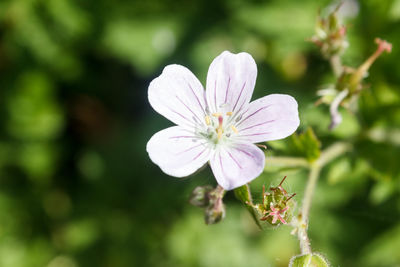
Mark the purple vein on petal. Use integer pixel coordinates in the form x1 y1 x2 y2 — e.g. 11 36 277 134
176 95 202 123
236 148 255 159
232 82 246 111
187 81 206 116
176 142 206 156
219 152 225 177
193 147 207 160
239 120 275 132
228 151 242 169
169 135 199 139
236 104 274 127
213 79 218 111
167 107 195 127
224 77 231 104
240 132 272 137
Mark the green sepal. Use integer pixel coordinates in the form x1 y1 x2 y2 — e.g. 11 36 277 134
234 184 263 230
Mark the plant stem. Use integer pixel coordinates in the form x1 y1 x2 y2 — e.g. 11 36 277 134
265 156 309 168
330 54 343 77
297 164 320 254
296 141 352 254
318 142 352 167
215 185 226 198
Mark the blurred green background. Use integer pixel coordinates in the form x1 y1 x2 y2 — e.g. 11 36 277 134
0 0 400 266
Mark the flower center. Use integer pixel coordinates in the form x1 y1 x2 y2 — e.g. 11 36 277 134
201 111 239 144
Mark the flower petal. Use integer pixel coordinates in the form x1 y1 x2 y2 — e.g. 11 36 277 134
236 94 300 143
206 51 257 114
147 126 211 177
148 65 207 128
209 143 265 190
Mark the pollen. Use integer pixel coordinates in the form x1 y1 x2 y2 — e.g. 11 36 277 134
205 115 211 125
226 112 233 116
212 112 222 117
231 125 238 134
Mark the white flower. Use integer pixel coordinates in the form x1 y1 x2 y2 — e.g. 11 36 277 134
147 51 300 190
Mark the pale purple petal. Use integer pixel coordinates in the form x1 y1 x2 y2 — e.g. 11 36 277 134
236 94 300 143
209 143 265 190
206 51 257 113
146 126 211 177
148 65 207 128
329 89 348 130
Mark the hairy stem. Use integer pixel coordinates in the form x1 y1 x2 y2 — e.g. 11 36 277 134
298 164 320 254
296 142 352 254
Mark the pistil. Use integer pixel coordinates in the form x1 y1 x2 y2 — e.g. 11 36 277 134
217 116 224 140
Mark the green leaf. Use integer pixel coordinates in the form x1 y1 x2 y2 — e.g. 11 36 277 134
288 127 321 162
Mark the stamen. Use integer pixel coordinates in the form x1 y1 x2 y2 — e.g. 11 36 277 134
212 112 222 117
226 112 233 116
231 125 238 134
205 115 211 125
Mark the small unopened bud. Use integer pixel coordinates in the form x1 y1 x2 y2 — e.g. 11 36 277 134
205 197 226 225
189 185 226 225
189 185 213 207
251 176 297 227
290 253 330 267
310 5 348 59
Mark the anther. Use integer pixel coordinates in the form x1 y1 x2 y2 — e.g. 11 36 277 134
231 125 238 134
205 115 211 125
226 112 233 116
212 112 222 117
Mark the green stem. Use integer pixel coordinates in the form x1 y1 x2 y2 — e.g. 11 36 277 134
265 156 309 168
318 142 352 167
330 54 343 77
296 142 352 254
298 164 320 254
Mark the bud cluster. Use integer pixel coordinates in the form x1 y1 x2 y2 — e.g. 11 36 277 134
251 176 296 226
312 6 392 129
189 185 226 225
310 6 348 59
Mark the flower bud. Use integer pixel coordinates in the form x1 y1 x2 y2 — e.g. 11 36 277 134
189 185 226 225
189 185 213 207
290 253 330 267
205 197 226 225
251 176 297 227
311 6 348 59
